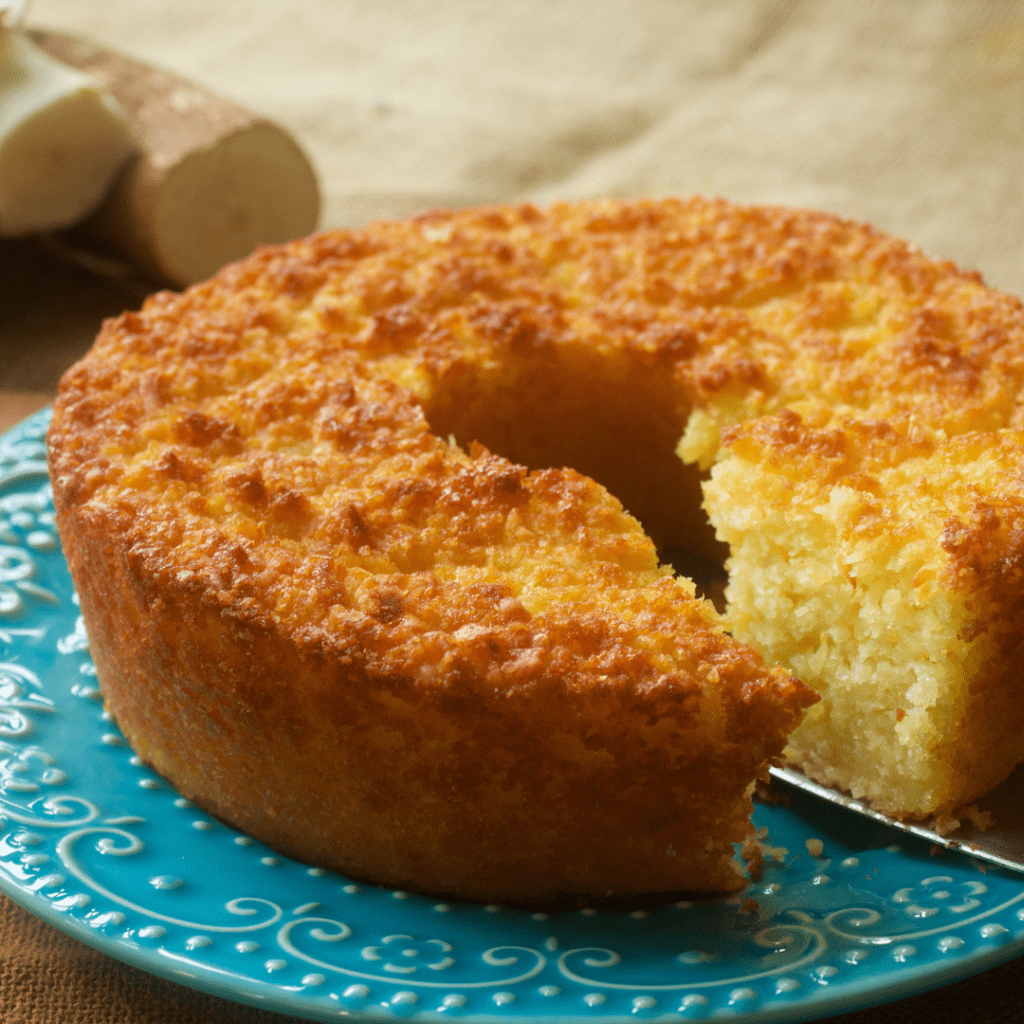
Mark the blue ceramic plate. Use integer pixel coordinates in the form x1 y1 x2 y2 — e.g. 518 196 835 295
1 408 1023 1023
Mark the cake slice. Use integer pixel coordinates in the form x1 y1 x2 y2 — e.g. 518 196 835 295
703 402 1024 819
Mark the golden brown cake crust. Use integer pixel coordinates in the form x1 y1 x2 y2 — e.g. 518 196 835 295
49 199 835 904
50 194 1024 890
56 193 1024 894
50 193 1024 888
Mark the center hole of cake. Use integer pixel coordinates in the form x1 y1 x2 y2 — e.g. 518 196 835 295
421 353 729 610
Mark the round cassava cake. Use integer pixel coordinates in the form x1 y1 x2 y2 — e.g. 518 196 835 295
47 197 1024 902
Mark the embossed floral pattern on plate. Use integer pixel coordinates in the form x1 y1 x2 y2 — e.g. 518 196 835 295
1 408 1023 1024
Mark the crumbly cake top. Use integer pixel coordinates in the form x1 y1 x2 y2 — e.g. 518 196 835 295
718 401 1024 608
56 195 1024 459
50 196 1024 724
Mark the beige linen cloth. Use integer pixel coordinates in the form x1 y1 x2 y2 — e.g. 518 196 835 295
3 1 1024 1020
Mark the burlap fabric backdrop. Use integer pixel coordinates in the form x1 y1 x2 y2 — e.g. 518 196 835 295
4 1 1024 1020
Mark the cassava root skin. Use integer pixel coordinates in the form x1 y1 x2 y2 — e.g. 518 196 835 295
31 29 321 287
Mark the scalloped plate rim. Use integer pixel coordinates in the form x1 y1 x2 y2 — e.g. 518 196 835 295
4 864 1024 1024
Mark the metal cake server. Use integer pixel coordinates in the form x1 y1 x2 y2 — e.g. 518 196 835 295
769 763 1024 875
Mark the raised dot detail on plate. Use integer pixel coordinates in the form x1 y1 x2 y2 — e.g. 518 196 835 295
392 890 409 900
842 857 860 868
260 856 280 866
138 779 160 790
302 973 325 987
938 936 965 952
26 531 56 550
307 867 325 877
545 937 558 951
173 797 192 808
845 949 869 964
981 923 1009 938
680 993 708 1009
532 912 549 921
100 734 123 746
633 995 656 1009
892 944 916 961
22 854 48 867
15 833 42 846
139 925 166 938
728 988 757 1004
442 994 466 1008
191 820 213 831
66 894 91 908
493 992 515 1005
775 978 800 993
128 756 142 767
675 900 693 909
344 984 370 999
886 844 902 853
264 959 287 972
342 883 360 893
812 966 838 982
392 991 417 1006
579 908 597 917
677 950 713 965
539 985 560 996
37 874 65 889
434 903 451 912
811 874 830 886
92 911 126 927
149 875 183 890
583 993 605 1006
483 904 500 913
234 836 253 846
186 935 212 950
235 940 260 953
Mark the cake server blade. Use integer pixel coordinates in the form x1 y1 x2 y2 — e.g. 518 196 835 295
768 764 1024 875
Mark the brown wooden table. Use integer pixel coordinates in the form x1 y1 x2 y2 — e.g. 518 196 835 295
2 238 1024 1023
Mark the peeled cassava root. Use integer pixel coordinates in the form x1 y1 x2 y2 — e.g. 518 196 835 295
0 26 135 236
32 30 321 287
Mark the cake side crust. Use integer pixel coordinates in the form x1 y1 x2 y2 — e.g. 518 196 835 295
56 487 810 902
